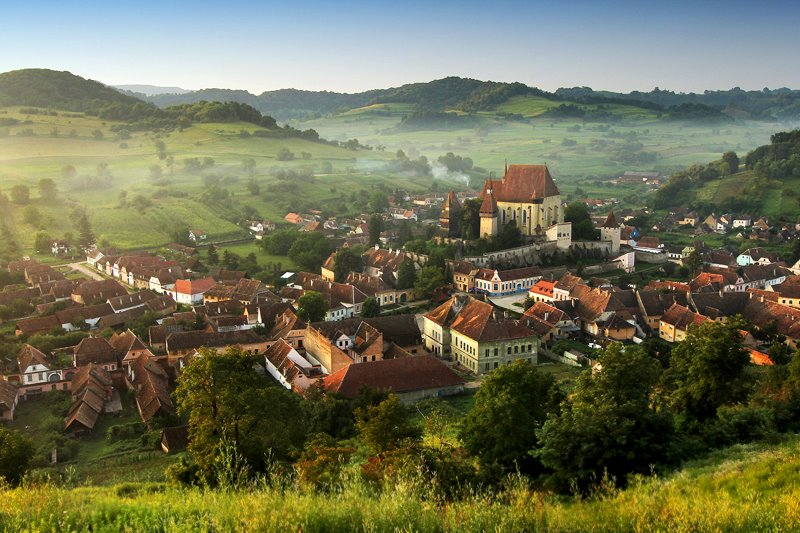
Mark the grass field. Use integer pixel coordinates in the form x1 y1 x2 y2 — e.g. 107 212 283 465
0 107 433 256
296 105 790 189
2 103 797 259
1 433 799 531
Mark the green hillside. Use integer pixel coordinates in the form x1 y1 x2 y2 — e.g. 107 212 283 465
654 129 800 218
1 436 798 531
0 108 413 257
0 69 143 111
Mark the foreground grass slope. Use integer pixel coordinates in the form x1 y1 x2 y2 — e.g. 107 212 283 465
2 436 799 532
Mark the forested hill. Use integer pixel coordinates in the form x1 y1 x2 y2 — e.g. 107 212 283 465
0 69 320 139
653 129 800 215
130 76 800 122
0 69 144 111
556 86 800 120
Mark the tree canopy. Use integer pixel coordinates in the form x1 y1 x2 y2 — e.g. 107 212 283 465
459 360 559 475
174 347 307 483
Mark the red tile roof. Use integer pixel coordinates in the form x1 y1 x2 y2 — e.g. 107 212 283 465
482 164 560 203
323 355 464 398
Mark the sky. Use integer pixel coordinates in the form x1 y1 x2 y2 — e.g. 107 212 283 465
1 0 799 94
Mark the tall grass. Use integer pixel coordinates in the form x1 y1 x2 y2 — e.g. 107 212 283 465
1 436 799 531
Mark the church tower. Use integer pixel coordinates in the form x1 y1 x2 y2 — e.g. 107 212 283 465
479 183 499 238
600 211 621 255
440 191 462 237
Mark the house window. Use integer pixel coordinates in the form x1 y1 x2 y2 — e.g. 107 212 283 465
514 346 518 354
484 349 489 357
507 347 511 355
528 344 533 352
494 348 498 356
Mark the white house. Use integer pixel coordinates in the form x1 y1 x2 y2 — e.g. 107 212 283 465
188 230 207 243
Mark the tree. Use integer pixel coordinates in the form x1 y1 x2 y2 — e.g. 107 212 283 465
665 320 751 422
397 221 413 245
76 213 95 249
0 427 33 485
288 233 332 272
207 245 219 266
370 191 389 213
564 202 596 240
536 344 673 493
149 165 163 181
460 360 558 475
721 151 740 175
492 221 522 250
61 165 77 180
333 248 362 283
38 178 57 200
277 148 295 161
355 394 421 453
22 206 41 226
414 266 445 299
262 229 300 255
460 198 482 239
368 216 384 247
10 185 29 205
297 291 328 322
222 250 240 270
396 259 417 290
34 231 52 253
361 297 381 318
684 250 703 275
174 347 307 482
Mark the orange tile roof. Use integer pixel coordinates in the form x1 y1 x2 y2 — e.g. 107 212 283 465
482 164 560 203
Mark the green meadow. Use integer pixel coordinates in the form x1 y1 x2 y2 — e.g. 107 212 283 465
1 434 798 531
295 104 788 194
0 107 437 257
1 102 795 260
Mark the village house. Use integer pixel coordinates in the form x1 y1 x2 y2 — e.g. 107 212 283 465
303 318 414 374
323 355 465 402
0 380 19 423
659 303 710 343
444 295 540 374
264 339 324 393
125 351 175 423
737 247 782 266
345 271 414 306
522 302 578 343
472 266 543 297
188 229 207 243
448 260 480 293
170 277 216 305
64 364 116 434
529 279 556 304
283 272 367 321
552 273 585 301
636 290 689 333
73 336 120 372
72 279 127 305
164 330 267 358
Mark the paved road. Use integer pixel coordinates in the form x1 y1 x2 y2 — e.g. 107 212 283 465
68 262 105 281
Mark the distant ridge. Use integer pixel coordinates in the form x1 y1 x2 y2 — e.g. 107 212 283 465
114 84 191 96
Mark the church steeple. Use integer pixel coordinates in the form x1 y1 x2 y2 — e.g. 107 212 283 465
504 159 508 177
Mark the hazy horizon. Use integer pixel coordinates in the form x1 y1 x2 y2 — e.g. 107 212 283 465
2 0 799 94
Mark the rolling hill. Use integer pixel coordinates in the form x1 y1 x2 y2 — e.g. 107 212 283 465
131 75 800 122
0 69 145 112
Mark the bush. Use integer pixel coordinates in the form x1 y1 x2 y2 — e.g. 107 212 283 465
703 405 777 448
106 422 147 442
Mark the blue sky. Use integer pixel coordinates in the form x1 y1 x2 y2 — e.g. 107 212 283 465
1 0 798 93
